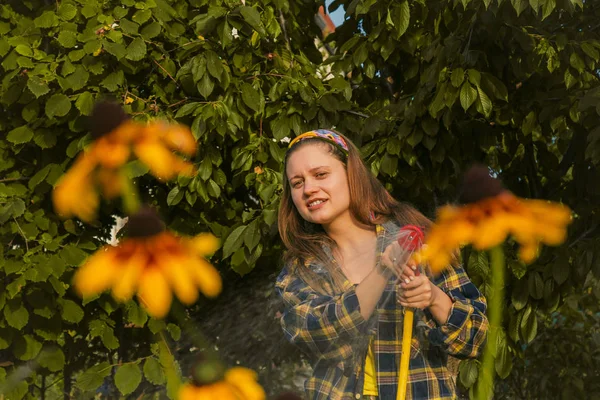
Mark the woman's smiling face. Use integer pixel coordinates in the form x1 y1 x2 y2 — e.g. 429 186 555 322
285 143 351 228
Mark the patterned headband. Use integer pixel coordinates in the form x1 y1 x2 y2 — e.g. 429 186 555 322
287 129 349 155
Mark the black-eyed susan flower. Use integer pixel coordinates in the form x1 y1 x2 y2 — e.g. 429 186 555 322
417 165 572 272
73 207 221 318
52 101 197 222
179 366 265 400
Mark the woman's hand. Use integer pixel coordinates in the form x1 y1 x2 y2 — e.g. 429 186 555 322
397 265 437 309
381 242 418 278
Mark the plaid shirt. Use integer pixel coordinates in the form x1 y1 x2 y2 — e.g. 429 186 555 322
275 221 488 400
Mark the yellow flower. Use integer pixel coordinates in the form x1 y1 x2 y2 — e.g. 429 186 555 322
417 165 572 272
124 96 134 104
179 367 265 400
73 208 221 318
52 101 197 221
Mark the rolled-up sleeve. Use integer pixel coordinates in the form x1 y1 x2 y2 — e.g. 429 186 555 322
275 266 368 362
428 265 489 359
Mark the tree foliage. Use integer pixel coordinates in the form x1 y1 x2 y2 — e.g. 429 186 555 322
0 0 598 398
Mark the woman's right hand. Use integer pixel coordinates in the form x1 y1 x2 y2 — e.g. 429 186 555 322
381 242 417 278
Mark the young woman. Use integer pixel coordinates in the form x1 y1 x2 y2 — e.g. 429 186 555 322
275 130 488 400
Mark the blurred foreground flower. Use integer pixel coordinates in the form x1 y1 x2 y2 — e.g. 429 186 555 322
53 101 197 221
73 207 221 318
418 165 572 272
179 366 265 400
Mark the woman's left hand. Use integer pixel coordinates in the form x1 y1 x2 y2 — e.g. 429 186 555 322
397 266 437 309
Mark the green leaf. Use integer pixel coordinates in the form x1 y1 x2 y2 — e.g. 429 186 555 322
13 335 42 361
60 299 84 324
511 278 528 311
569 52 585 73
206 51 223 80
459 359 478 388
223 225 247 258
27 76 50 98
126 37 147 61
241 83 261 112
143 357 166 385
126 301 148 327
141 22 162 39
76 91 95 116
4 300 29 330
167 323 181 341
104 40 127 59
57 31 78 48
120 18 140 34
451 68 464 88
240 6 266 35
477 86 492 117
511 0 528 17
167 187 183 206
76 362 112 392
65 66 89 91
58 3 78 20
101 70 125 91
38 347 66 372
564 69 577 90
0 327 13 350
7 125 34 144
520 309 538 343
460 82 478 111
244 219 261 250
60 245 89 266
34 11 59 28
15 44 33 57
552 260 569 284
528 271 544 300
581 42 600 62
393 1 410 39
495 343 513 379
542 0 556 20
45 94 72 118
29 164 51 190
198 73 214 98
133 9 153 24
522 111 537 136
115 363 142 396
271 117 289 140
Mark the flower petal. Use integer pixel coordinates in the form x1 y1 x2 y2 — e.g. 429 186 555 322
526 200 572 225
93 138 130 169
112 243 147 302
137 267 172 319
472 214 510 250
73 247 118 297
190 233 220 256
159 254 199 305
162 125 197 155
186 259 222 298
53 155 99 222
225 368 265 400
519 242 539 264
178 384 201 400
134 140 187 181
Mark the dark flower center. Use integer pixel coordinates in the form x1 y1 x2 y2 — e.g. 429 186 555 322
125 207 165 238
458 164 506 204
90 101 130 139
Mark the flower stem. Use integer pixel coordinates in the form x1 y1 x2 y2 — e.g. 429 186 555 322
121 175 141 215
476 246 505 400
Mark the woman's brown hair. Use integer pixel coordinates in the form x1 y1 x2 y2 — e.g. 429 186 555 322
278 131 433 293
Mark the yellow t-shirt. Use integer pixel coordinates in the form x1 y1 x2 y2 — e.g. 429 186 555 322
363 338 378 395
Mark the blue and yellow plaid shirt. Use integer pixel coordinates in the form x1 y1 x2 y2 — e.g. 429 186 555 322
275 221 488 400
